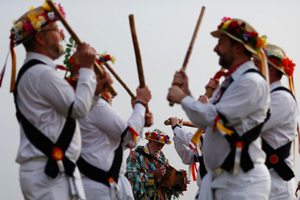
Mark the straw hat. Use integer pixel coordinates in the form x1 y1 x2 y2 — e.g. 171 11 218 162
211 17 267 55
10 1 66 46
145 129 171 145
264 44 295 77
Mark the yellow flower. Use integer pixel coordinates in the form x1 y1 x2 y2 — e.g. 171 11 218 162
28 11 43 30
111 56 116 64
159 138 164 143
222 20 232 29
260 36 267 48
42 1 52 11
31 21 42 30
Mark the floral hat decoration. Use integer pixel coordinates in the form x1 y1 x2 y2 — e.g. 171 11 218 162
11 1 65 45
63 37 116 99
211 17 267 55
264 44 296 94
264 44 295 77
145 129 171 145
0 1 65 92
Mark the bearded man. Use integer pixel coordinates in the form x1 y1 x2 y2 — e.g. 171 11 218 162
10 3 111 200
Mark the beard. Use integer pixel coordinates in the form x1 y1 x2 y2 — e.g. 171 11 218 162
46 40 65 59
218 51 234 69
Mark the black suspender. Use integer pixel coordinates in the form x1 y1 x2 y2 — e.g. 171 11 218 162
213 68 267 172
14 59 77 178
77 127 129 187
260 86 296 181
212 68 264 105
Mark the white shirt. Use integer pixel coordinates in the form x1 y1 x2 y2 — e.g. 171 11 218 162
78 98 145 174
261 81 298 169
173 127 195 165
16 52 99 164
181 60 270 170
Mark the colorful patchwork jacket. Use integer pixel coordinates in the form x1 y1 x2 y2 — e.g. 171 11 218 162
125 145 180 200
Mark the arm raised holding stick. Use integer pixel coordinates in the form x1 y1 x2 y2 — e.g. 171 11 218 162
129 14 150 113
46 0 117 96
169 6 206 106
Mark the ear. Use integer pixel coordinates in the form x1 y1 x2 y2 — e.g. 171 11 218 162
234 43 244 54
34 32 46 46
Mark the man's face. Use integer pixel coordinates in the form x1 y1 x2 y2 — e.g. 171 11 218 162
214 35 235 69
148 140 164 157
40 22 65 59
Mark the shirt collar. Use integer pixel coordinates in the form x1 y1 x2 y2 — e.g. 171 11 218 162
270 80 282 91
230 60 257 81
25 52 57 69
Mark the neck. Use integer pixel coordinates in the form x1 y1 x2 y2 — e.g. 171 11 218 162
269 76 280 85
228 56 250 70
29 49 55 60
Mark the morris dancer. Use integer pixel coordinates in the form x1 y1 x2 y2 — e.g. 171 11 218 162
9 2 111 200
167 17 271 200
125 129 181 200
63 51 153 199
254 44 298 200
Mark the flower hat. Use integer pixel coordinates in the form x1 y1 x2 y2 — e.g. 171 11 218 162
211 17 267 55
1 1 66 92
264 44 295 77
11 1 65 46
145 129 171 145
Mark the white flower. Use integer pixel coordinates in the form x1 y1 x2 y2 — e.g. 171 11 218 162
270 49 285 59
48 12 55 21
39 16 46 25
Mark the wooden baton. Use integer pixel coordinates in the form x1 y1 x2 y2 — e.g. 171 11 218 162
129 14 150 113
103 62 136 98
164 119 196 128
169 6 206 106
47 0 117 96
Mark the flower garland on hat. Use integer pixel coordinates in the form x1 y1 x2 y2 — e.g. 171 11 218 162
266 50 295 77
11 1 65 45
217 17 267 53
1 1 66 93
145 129 171 145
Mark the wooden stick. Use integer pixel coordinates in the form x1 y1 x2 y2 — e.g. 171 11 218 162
164 119 196 128
170 6 206 106
47 0 117 96
129 14 149 113
103 62 136 98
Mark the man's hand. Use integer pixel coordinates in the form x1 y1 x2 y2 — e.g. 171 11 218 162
205 78 219 98
169 117 183 129
144 112 154 127
172 70 191 96
136 86 151 104
153 166 166 182
76 42 96 70
94 69 113 95
167 85 187 104
198 95 209 103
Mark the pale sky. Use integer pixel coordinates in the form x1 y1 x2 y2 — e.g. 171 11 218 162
1 0 300 199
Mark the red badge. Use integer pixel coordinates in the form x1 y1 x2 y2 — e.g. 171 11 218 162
52 147 64 161
269 154 279 164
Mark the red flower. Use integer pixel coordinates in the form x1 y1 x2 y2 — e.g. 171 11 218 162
104 55 111 61
255 38 261 48
68 57 75 64
282 57 295 76
228 21 238 31
249 32 258 39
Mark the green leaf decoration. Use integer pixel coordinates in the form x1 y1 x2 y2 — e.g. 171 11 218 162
69 37 74 45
